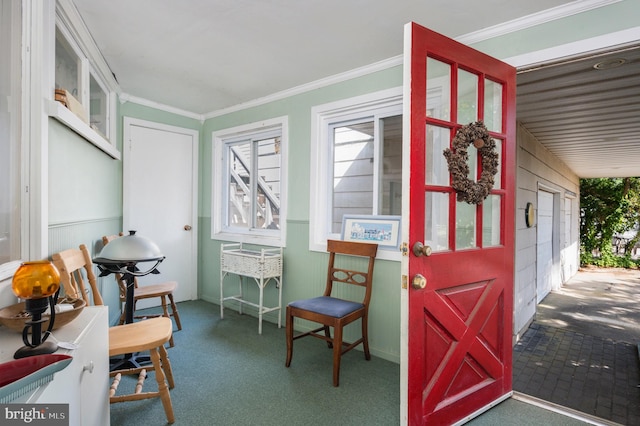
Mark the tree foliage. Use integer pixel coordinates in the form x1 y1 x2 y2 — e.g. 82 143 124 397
580 177 640 267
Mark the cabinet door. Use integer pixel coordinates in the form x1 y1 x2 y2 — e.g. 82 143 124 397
36 307 109 426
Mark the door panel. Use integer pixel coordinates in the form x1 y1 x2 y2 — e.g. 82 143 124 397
537 190 554 302
402 22 516 425
123 118 198 307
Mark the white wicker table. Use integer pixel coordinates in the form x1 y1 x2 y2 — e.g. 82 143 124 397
220 243 283 334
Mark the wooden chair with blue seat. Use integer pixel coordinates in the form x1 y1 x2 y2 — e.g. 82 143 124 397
285 239 378 386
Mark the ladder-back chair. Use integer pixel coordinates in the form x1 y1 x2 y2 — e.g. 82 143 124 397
52 244 176 424
102 233 182 347
285 239 378 386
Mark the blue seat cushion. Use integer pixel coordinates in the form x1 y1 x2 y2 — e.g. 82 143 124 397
289 296 364 318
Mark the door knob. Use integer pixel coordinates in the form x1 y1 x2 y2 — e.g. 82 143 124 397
412 274 427 290
184 225 192 231
412 242 432 257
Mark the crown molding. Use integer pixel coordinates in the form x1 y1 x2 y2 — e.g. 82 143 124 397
203 55 403 119
119 93 205 122
122 0 623 121
456 0 622 45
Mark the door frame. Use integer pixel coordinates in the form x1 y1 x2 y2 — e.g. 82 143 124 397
122 117 199 302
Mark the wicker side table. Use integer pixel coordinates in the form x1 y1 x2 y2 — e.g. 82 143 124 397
220 243 283 334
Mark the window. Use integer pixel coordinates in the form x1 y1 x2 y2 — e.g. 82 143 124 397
310 88 402 259
0 0 22 278
212 117 288 246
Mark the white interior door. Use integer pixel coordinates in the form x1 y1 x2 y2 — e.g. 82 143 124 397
536 190 554 303
123 117 198 307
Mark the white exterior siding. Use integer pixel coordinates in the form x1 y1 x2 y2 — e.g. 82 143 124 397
514 123 580 338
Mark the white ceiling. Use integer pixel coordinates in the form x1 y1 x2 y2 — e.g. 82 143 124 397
72 0 640 178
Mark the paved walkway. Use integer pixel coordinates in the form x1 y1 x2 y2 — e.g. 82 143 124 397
513 268 640 425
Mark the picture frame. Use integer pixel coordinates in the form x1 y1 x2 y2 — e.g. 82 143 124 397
341 215 401 251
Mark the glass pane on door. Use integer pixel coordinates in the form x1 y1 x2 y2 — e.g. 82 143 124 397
484 79 503 132
426 58 451 121
457 69 478 124
425 125 450 186
482 195 501 246
456 200 476 249
425 192 449 252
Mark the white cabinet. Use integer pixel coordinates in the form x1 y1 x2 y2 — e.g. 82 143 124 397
0 306 109 426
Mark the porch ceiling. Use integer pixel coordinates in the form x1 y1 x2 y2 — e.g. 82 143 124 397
516 45 640 179
71 0 639 179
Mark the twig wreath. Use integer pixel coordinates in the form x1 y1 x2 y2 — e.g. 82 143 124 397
443 121 499 204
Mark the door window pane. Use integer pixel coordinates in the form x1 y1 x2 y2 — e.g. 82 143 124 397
457 69 478 124
492 138 502 189
425 192 449 252
456 201 476 249
482 195 501 246
484 79 503 132
426 125 450 186
426 58 451 121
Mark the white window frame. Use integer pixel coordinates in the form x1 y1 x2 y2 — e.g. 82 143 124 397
211 116 288 247
309 87 402 261
0 0 24 282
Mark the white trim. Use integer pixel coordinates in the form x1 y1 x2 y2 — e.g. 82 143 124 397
46 99 120 159
456 0 622 45
504 26 640 69
309 87 403 261
120 93 205 123
211 116 288 247
205 56 403 119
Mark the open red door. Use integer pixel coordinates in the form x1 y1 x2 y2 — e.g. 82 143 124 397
401 22 516 425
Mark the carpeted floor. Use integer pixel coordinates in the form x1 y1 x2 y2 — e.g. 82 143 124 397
110 300 400 425
110 300 603 426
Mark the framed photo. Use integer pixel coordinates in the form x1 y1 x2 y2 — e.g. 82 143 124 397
341 215 401 251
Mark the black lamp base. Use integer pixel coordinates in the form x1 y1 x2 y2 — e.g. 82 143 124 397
14 341 58 359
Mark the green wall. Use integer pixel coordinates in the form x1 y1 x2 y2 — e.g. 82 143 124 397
200 67 404 362
44 0 640 357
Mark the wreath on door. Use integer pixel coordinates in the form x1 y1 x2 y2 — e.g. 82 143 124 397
443 121 499 204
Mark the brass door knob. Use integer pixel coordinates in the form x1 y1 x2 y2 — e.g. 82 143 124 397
184 225 192 231
412 242 432 257
412 274 427 290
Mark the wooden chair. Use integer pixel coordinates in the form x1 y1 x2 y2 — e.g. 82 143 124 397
52 244 176 424
285 239 378 386
102 234 182 347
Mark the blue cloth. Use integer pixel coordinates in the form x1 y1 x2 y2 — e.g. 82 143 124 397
289 296 363 318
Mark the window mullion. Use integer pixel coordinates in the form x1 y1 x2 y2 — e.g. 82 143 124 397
372 116 382 215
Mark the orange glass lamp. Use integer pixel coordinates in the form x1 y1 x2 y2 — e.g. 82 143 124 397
11 260 61 359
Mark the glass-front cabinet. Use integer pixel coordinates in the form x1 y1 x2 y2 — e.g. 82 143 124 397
52 3 119 159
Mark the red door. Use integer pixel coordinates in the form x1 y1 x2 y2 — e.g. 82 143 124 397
402 22 516 424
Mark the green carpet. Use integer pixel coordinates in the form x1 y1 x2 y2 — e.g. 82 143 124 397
110 300 400 425
110 301 599 425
